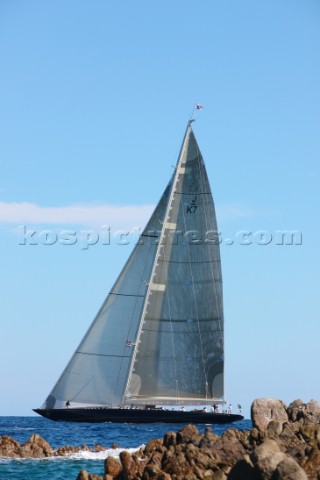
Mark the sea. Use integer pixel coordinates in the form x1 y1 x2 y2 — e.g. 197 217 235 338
0 416 251 480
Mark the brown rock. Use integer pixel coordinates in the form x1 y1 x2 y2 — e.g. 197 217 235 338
149 450 164 465
251 439 288 479
211 428 246 464
185 443 216 470
303 399 320 425
273 457 308 480
283 438 307 466
162 447 196 479
144 449 165 478
250 427 265 444
144 437 163 454
199 427 219 448
77 470 104 480
288 399 320 426
132 447 146 470
0 434 54 459
266 420 283 437
0 435 22 458
303 447 320 479
287 399 305 422
56 445 81 456
104 455 122 477
20 434 54 458
211 472 227 480
120 450 140 479
77 471 89 480
28 433 52 451
142 463 164 479
299 424 320 446
228 457 257 480
69 397 320 480
19 443 43 458
176 424 200 444
281 422 300 440
163 431 176 448
251 398 288 431
119 450 132 475
161 446 176 472
93 444 105 452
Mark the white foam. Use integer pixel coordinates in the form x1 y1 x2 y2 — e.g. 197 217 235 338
55 445 144 460
0 446 145 463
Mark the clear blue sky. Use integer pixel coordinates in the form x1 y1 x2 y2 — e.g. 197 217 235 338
0 0 319 419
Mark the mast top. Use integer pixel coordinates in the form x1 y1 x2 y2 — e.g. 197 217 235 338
189 103 204 122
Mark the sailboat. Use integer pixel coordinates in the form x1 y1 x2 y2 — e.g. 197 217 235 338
34 119 243 424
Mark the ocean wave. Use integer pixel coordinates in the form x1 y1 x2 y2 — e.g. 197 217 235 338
0 445 144 462
60 445 144 460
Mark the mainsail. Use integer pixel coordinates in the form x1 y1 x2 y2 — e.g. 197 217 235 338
42 121 224 410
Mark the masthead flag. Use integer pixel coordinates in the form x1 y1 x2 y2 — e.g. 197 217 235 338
195 104 204 110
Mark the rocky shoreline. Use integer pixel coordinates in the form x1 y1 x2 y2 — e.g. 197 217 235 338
1 398 319 479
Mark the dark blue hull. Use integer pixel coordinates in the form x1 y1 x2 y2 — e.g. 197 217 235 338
33 407 243 424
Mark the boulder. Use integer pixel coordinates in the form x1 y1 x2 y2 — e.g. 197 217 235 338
288 399 320 426
0 435 21 458
76 471 102 480
266 420 283 437
120 449 140 479
299 424 320 446
161 443 196 479
251 398 288 431
185 442 217 470
199 427 219 448
303 400 320 425
176 424 201 445
56 445 81 456
287 399 305 422
251 439 288 479
303 447 320 479
93 444 105 452
104 455 122 477
163 431 176 448
273 457 308 480
144 437 163 454
77 471 89 480
0 434 54 458
211 428 246 464
228 457 256 480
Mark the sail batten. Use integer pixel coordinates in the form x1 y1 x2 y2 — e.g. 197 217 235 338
41 123 224 411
